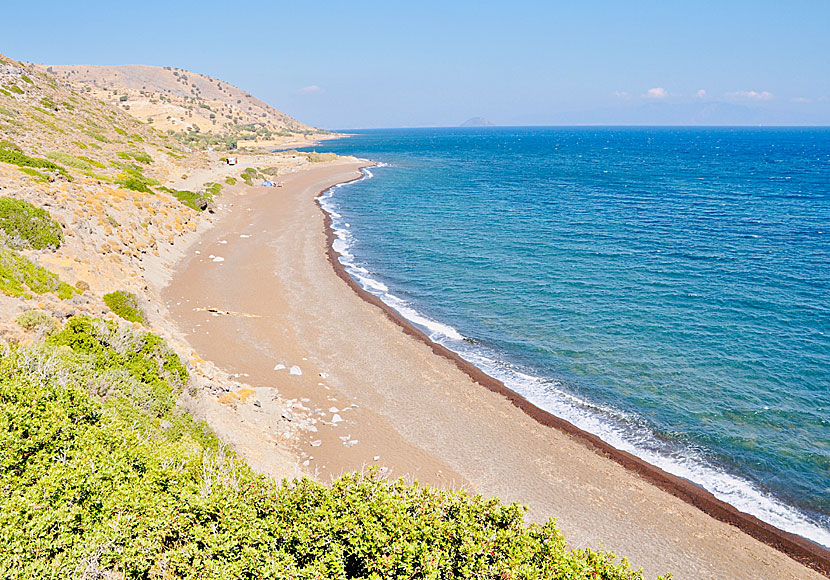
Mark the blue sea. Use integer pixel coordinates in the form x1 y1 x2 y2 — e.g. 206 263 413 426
309 127 830 547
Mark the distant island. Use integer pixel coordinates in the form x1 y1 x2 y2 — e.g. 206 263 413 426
460 116 496 127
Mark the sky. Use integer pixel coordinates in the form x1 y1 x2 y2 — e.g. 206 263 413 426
2 1 829 128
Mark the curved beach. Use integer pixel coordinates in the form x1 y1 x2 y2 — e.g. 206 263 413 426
163 160 827 580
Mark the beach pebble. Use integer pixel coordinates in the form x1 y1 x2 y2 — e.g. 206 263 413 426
281 411 294 421
310 440 322 447
374 456 381 461
331 414 343 424
319 372 329 379
253 399 261 408
240 234 251 238
219 240 227 244
212 256 225 262
328 407 339 413
289 365 302 376
348 440 359 446
273 364 285 371
302 460 310 466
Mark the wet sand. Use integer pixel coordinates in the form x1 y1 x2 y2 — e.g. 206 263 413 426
164 160 827 580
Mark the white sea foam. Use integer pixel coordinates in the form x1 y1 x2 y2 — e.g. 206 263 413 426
315 163 830 549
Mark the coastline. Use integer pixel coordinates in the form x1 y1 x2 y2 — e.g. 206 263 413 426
164 159 828 580
317 171 830 577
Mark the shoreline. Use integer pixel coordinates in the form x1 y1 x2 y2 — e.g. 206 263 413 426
164 160 828 579
316 168 830 575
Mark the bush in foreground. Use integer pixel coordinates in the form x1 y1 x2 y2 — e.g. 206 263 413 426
0 316 668 579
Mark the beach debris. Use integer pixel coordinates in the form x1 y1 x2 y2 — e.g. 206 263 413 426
240 234 251 238
218 240 228 244
212 256 225 262
301 397 310 403
273 363 286 371
281 410 294 421
319 372 329 379
194 307 260 318
302 460 310 466
310 440 322 447
195 250 201 255
329 407 339 413
331 414 343 424
253 399 261 408
374 456 381 461
289 365 302 376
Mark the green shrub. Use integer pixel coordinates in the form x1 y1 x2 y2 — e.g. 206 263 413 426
204 181 221 197
5 84 24 95
16 167 48 182
224 176 237 185
46 151 92 171
77 155 106 169
20 74 33 85
103 290 146 324
157 186 211 211
0 197 63 249
0 247 75 299
116 165 159 193
0 142 72 181
16 310 59 336
117 150 153 164
83 129 109 143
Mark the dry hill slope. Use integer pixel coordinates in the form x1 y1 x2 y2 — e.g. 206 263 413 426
0 51 329 477
32 63 331 150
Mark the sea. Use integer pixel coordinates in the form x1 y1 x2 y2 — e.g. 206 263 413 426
306 127 830 548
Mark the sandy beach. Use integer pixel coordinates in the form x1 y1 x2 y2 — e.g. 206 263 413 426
163 159 827 580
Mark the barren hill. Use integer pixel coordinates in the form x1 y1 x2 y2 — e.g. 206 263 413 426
32 63 328 150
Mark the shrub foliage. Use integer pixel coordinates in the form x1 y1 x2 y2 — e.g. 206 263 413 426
0 316 667 579
103 290 147 324
0 141 71 181
0 247 75 299
0 197 63 249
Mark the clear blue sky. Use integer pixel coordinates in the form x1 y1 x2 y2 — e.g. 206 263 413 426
2 1 829 128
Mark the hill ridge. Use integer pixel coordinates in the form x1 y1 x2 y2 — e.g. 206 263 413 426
31 63 327 150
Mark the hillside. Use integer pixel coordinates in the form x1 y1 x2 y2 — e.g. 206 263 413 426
31 63 331 151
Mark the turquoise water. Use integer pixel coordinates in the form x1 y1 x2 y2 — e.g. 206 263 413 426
310 127 830 547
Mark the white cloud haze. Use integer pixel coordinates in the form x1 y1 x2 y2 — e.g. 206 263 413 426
644 87 668 99
726 90 773 101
